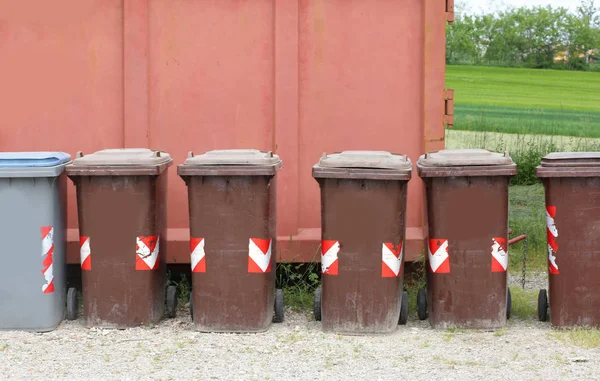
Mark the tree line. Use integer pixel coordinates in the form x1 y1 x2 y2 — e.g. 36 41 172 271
446 0 600 71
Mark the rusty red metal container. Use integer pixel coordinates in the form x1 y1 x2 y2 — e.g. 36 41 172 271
312 151 412 334
178 149 283 332
417 149 517 329
536 153 600 327
66 149 172 328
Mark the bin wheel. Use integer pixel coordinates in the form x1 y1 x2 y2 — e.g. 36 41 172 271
506 288 512 320
273 289 285 323
417 288 428 321
538 289 549 322
66 287 78 321
314 286 322 321
189 293 194 321
165 285 178 319
399 291 409 325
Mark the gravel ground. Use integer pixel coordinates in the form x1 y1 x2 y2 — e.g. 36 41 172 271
508 271 548 291
1 273 598 381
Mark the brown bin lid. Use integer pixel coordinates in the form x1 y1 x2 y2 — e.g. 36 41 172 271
178 149 282 176
417 149 517 177
312 151 412 180
66 148 172 176
537 152 600 178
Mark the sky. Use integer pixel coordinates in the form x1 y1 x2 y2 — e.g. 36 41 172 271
460 0 580 14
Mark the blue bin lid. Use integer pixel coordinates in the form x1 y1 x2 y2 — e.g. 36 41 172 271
0 152 71 168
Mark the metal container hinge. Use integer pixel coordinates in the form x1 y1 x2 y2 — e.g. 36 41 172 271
446 0 455 24
444 88 454 128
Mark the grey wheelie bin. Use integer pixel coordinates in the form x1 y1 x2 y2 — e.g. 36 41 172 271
0 152 71 331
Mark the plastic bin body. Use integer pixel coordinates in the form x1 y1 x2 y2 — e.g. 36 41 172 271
66 149 171 328
0 152 70 331
312 151 411 334
537 153 600 327
418 149 517 329
178 150 281 332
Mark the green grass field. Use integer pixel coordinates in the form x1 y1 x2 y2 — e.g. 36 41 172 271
447 66 600 137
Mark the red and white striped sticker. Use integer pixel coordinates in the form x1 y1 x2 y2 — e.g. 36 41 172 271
546 206 559 274
321 240 339 275
382 242 403 278
136 236 160 271
190 238 206 273
428 238 450 274
248 238 272 273
491 237 508 272
41 226 54 294
80 236 91 271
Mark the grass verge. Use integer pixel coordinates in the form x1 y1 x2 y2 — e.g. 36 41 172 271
509 287 538 321
277 262 320 312
550 328 600 349
508 184 546 271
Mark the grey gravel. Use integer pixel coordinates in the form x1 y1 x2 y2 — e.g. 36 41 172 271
1 274 598 381
508 270 548 291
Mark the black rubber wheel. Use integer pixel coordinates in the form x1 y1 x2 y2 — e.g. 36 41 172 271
538 289 549 322
506 288 512 320
189 293 194 321
165 285 178 319
273 289 285 323
399 291 409 325
314 286 322 321
66 287 78 321
417 288 428 321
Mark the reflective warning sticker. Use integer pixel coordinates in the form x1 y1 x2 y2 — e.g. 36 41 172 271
80 236 91 271
136 236 160 271
248 238 272 273
546 206 559 274
491 237 508 272
382 242 403 278
428 238 450 274
321 240 339 275
41 226 55 293
190 238 206 273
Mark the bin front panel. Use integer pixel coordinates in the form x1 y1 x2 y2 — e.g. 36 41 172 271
188 175 276 332
544 177 600 328
76 173 167 328
426 176 509 329
0 176 67 331
319 178 407 334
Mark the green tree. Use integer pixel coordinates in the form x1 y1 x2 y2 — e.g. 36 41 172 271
446 0 599 70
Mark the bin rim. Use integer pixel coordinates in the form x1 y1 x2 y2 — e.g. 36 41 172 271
312 150 412 180
312 166 412 180
178 149 282 176
66 148 172 176
0 151 71 167
536 152 600 178
0 152 71 177
417 149 517 178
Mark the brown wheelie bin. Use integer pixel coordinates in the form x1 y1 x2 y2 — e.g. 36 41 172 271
312 151 412 334
66 149 176 328
417 149 517 329
178 149 283 332
536 153 600 327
